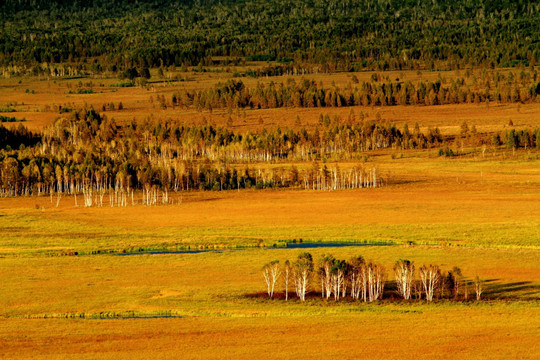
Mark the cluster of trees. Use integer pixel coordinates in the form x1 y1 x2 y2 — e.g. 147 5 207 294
0 115 25 123
0 109 388 199
500 128 540 150
176 76 540 111
118 67 150 81
1 1 538 72
0 123 39 151
262 254 484 302
239 64 296 78
3 105 540 199
443 123 540 154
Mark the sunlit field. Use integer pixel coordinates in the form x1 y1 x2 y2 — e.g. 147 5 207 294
2 0 540 358
2 68 539 134
2 62 540 360
0 245 539 359
1 145 540 358
2 154 540 254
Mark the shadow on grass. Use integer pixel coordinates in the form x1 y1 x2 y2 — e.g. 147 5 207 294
188 197 221 203
246 279 540 303
387 179 426 186
484 281 540 298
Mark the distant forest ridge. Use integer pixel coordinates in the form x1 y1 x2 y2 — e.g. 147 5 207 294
1 0 538 70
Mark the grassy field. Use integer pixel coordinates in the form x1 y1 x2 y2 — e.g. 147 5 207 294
0 246 539 359
2 155 540 255
1 68 539 134
1 69 540 359
3 306 538 360
1 155 540 359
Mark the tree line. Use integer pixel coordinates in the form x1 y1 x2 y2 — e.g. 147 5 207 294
262 253 484 303
0 110 387 199
176 75 540 111
2 107 540 199
0 115 26 123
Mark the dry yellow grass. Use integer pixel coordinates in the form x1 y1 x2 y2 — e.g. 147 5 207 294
1 69 540 359
1 68 538 134
2 155 540 253
1 308 539 360
0 245 538 359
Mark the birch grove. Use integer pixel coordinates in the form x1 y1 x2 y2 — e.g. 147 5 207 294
394 260 415 300
261 254 480 303
262 260 280 298
1 108 411 200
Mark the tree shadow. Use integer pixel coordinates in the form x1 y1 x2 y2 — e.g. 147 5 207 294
484 281 540 299
387 179 425 185
246 279 540 302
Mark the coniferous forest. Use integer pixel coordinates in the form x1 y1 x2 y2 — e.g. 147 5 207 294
1 0 538 73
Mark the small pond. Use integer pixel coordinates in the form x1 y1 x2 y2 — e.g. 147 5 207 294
117 242 393 256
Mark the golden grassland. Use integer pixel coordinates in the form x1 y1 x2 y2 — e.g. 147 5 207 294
2 154 540 254
2 246 540 317
1 69 540 359
1 68 539 133
2 308 538 360
1 153 539 358
0 246 539 359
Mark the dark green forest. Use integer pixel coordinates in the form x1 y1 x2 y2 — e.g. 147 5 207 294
1 0 539 71
176 72 540 111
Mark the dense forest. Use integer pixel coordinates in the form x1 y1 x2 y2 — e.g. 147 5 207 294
177 70 540 111
1 0 539 73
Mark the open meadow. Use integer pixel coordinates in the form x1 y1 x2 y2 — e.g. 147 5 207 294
1 10 540 357
0 246 539 359
0 35 540 359
1 139 540 358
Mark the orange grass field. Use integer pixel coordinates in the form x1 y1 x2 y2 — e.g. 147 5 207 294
1 70 540 359
0 245 539 359
1 68 539 134
1 156 540 359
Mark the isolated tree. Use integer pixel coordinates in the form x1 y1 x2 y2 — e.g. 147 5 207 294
474 275 484 301
262 263 271 297
394 259 414 300
283 260 291 301
419 264 441 301
318 254 334 299
293 252 313 301
348 256 365 300
262 260 280 298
